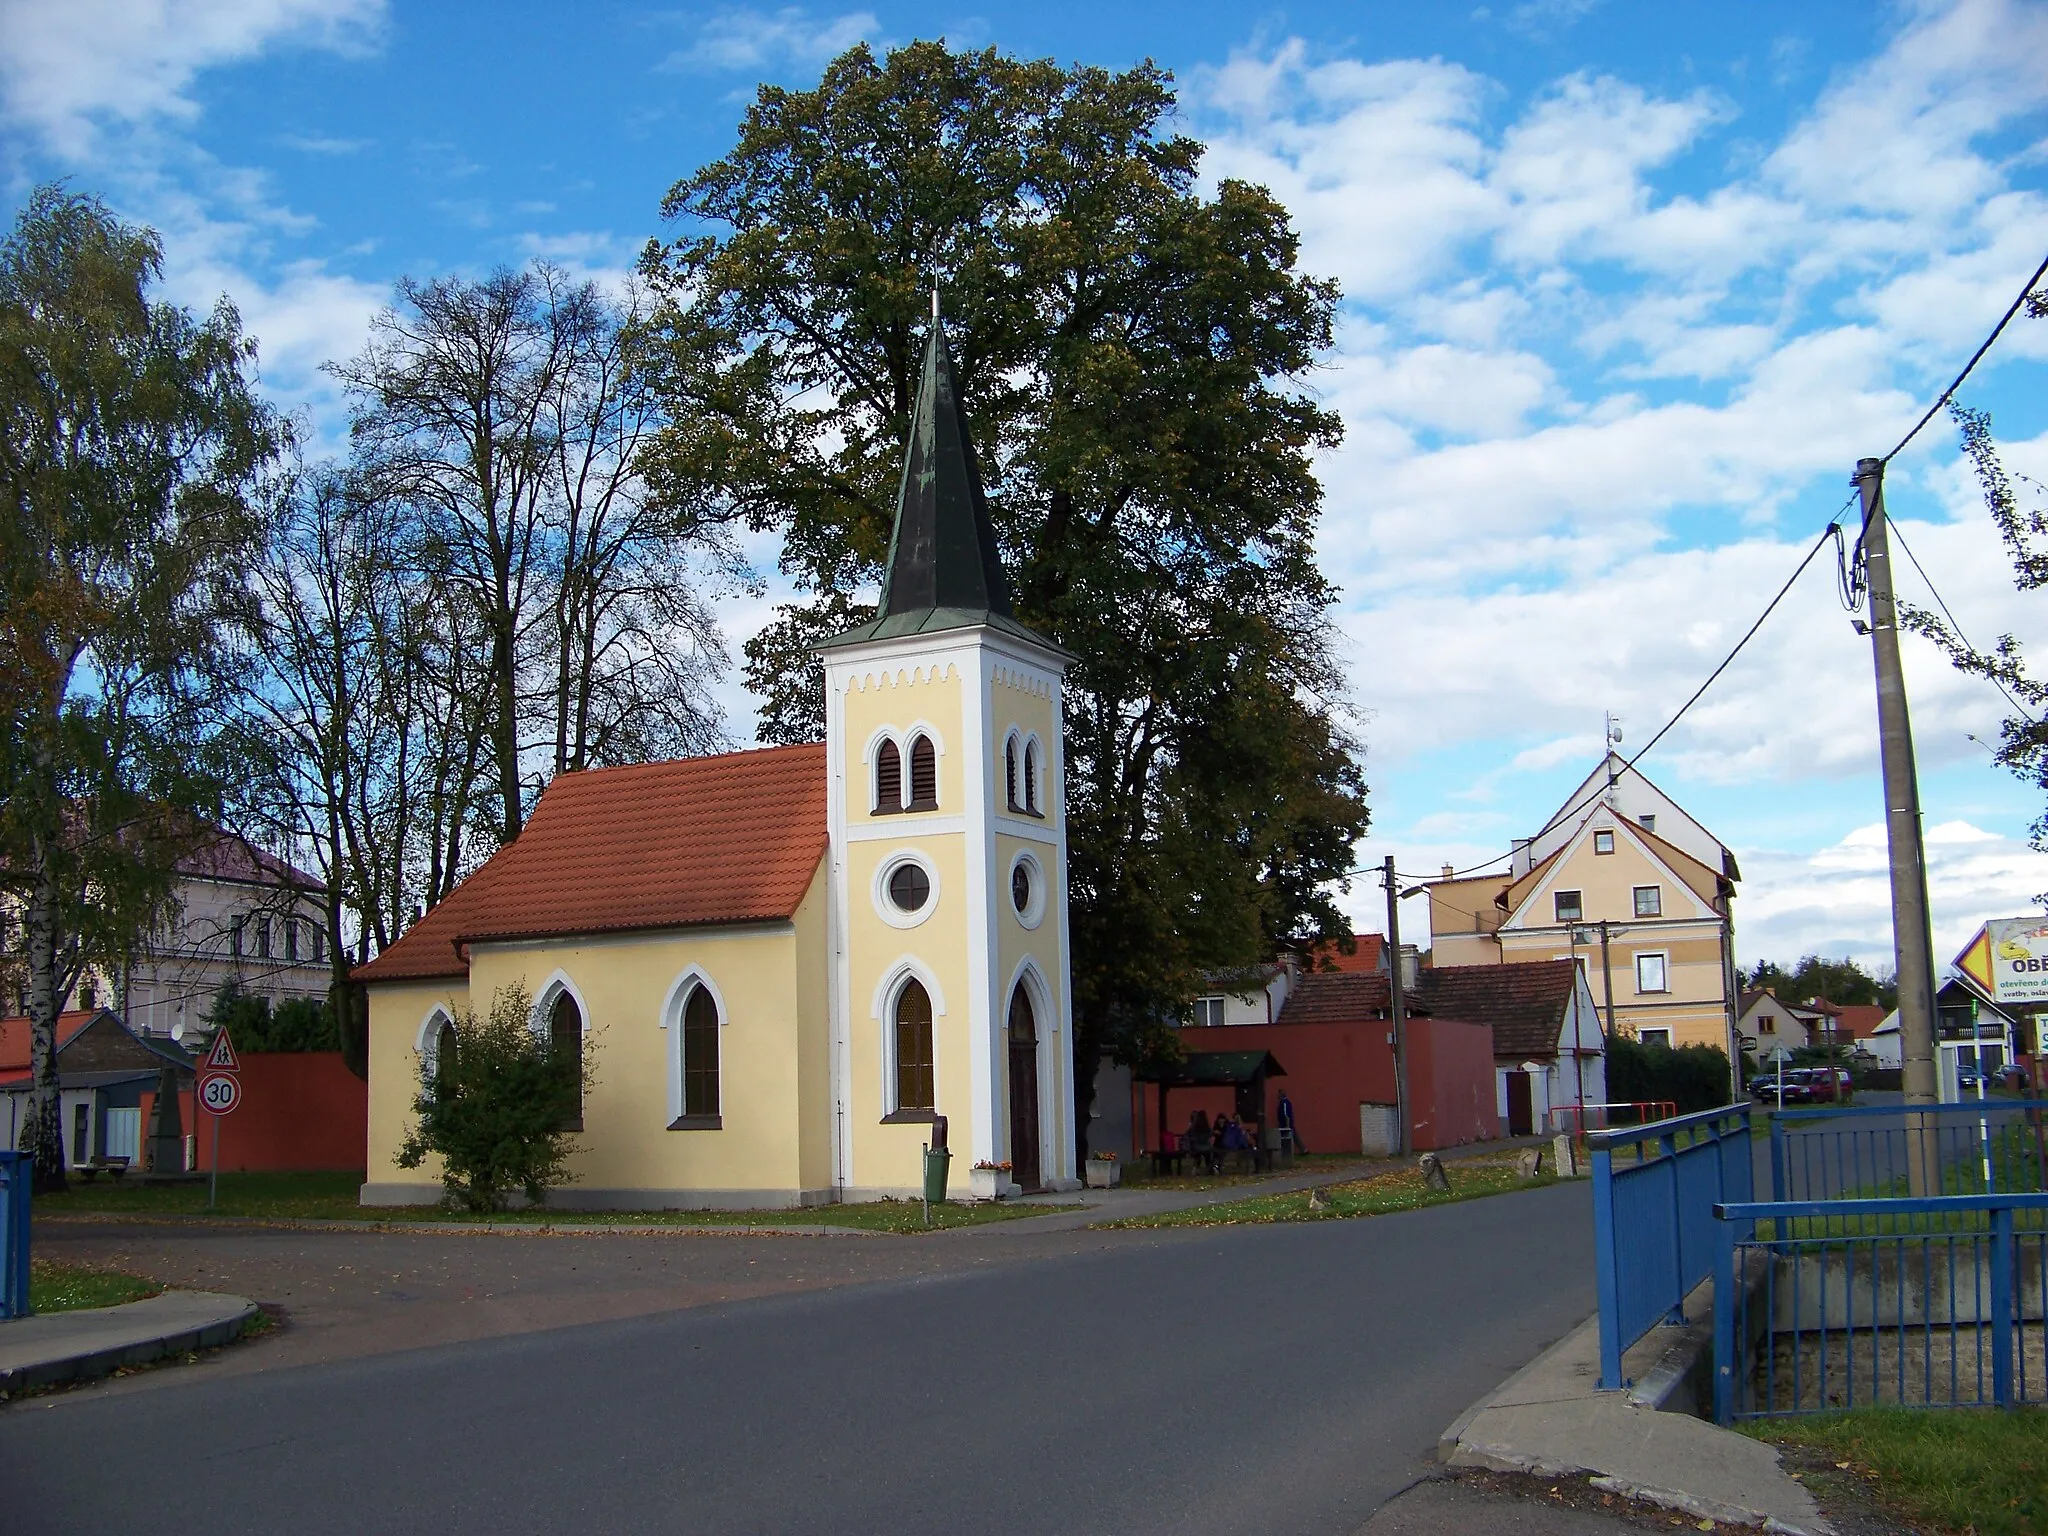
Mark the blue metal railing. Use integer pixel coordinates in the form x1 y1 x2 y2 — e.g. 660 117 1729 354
1713 1192 2048 1422
1589 1102 1753 1390
0 1150 29 1320
1768 1097 2048 1202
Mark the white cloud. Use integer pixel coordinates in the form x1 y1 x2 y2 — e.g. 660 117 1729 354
663 7 877 75
1739 819 2048 971
0 0 385 156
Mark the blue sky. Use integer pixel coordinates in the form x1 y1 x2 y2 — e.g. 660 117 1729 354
6 0 2048 970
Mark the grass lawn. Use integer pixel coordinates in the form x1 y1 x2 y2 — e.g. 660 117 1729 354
1098 1154 1554 1228
1744 1407 2048 1536
33 1170 1073 1234
28 1258 162 1315
1112 1152 1366 1194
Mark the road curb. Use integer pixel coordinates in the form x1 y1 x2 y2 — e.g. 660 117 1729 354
0 1291 260 1398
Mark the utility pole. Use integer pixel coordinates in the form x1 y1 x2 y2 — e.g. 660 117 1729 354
1854 457 1941 1187
1598 919 1619 1041
1384 856 1411 1157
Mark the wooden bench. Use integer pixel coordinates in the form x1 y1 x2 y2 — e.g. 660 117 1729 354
74 1155 132 1182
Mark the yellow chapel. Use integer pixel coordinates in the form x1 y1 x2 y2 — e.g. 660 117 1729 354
355 316 1080 1206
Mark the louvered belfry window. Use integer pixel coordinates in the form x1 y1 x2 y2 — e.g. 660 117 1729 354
908 735 937 810
1023 741 1039 814
1005 738 1019 810
875 739 902 812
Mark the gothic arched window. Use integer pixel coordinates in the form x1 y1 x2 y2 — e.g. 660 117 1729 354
907 734 938 811
682 986 720 1120
894 979 935 1113
874 739 902 813
1005 736 1020 811
549 990 584 1131
1022 740 1040 815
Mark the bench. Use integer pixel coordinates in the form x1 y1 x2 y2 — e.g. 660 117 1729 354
74 1156 132 1182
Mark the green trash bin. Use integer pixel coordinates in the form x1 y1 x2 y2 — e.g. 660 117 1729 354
922 1146 952 1204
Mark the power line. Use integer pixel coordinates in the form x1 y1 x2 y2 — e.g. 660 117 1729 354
1882 248 2048 467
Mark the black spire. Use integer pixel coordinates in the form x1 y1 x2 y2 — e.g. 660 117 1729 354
821 316 1056 652
879 317 1012 621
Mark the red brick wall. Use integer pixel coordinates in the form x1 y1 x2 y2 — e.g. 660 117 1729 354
143 1052 366 1172
1139 1017 1497 1155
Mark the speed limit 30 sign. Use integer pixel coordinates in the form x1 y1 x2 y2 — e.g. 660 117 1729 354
199 1072 241 1115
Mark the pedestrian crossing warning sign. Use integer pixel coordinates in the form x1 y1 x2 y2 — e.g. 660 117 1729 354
204 1028 240 1072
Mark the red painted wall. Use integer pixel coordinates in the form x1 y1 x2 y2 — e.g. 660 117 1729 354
1138 1018 1498 1155
142 1052 366 1172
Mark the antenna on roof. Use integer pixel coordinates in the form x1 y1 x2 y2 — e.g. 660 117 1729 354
1604 713 1623 802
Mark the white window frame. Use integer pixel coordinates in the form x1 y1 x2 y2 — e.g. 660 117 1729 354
875 961 947 1117
1638 1026 1672 1049
1635 952 1669 994
873 850 940 929
660 968 728 1127
1192 995 1226 1028
1008 849 1046 929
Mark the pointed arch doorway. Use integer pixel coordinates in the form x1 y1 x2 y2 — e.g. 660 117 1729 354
1007 985 1042 1192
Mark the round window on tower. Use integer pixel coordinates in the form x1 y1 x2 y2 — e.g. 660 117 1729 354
1009 850 1046 929
889 863 930 912
873 853 939 928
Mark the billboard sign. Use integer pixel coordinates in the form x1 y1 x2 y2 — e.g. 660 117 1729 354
1955 917 2048 1006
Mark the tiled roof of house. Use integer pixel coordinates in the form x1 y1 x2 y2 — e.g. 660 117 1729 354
354 744 829 984
176 825 321 889
0 1010 99 1072
1828 1004 1888 1040
1275 970 1402 1024
1305 934 1386 974
1415 960 1581 1059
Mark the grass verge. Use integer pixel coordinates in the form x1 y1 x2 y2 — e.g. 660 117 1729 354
27 1258 163 1314
1743 1406 2047 1536
33 1171 1073 1233
1097 1155 1554 1228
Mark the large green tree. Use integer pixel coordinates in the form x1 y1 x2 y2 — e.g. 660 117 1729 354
640 42 1370 1147
0 186 281 1189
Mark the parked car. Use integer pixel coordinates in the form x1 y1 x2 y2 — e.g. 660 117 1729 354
1749 1072 1811 1104
1955 1064 1986 1092
1800 1067 1852 1103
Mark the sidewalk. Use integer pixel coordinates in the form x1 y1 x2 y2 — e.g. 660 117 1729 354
1437 1285 1829 1535
0 1290 258 1397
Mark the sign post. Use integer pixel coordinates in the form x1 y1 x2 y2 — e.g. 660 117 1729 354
200 1029 241 1210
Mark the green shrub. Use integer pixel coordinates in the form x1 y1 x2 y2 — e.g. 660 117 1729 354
203 982 340 1051
1608 1035 1734 1115
395 983 591 1212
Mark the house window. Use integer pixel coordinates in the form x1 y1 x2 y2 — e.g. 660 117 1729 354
682 986 720 1122
1639 1027 1672 1049
894 979 935 1114
311 927 325 963
1760 1015 1776 1034
1593 830 1615 855
550 991 584 1130
874 740 903 813
285 919 299 961
1633 885 1662 918
1554 890 1583 922
888 862 931 913
1193 996 1226 1028
1638 814 1656 833
433 1015 458 1089
1023 740 1040 814
907 734 938 810
253 916 271 959
1636 953 1668 994
1005 736 1020 810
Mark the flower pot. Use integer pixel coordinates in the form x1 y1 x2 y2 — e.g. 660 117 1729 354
968 1166 1006 1201
1084 1159 1120 1189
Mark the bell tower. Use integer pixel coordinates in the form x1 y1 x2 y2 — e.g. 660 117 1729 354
817 314 1077 1198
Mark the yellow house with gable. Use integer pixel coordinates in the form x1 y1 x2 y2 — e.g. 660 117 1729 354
355 315 1079 1206
1426 754 1740 1057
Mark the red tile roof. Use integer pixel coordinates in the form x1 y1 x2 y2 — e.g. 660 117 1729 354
355 744 829 984
0 1010 101 1072
1826 1004 1887 1041
1417 960 1582 1059
1276 971 1410 1025
1305 934 1386 974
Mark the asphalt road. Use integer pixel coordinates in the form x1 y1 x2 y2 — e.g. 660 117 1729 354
6 1182 1596 1536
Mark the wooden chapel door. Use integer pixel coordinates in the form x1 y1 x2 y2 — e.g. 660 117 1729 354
1008 987 1042 1192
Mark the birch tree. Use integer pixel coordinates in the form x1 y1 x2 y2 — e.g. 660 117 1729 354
0 187 279 1189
